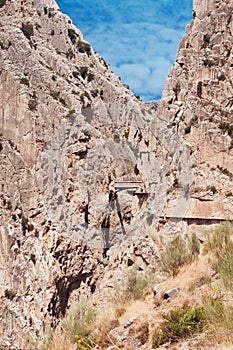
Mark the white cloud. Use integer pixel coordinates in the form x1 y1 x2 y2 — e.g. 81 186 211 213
57 0 193 101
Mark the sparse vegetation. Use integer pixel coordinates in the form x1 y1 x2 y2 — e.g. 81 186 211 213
87 72 94 82
81 91 91 102
205 222 233 291
152 295 233 349
50 90 60 100
79 66 88 79
77 41 91 56
173 82 181 100
152 304 206 348
0 0 6 8
7 200 12 209
219 121 233 136
217 165 233 179
72 70 79 79
218 73 226 81
66 109 75 118
21 22 34 40
138 322 149 345
21 216 34 234
59 97 67 106
90 89 102 98
62 297 96 341
184 115 198 134
184 125 191 134
113 266 151 303
113 134 120 143
68 28 78 44
66 48 74 59
55 48 62 55
203 33 210 47
160 234 200 276
20 77 29 86
28 92 37 111
5 289 16 300
206 185 217 194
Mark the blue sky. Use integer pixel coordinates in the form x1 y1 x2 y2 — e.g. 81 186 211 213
57 0 193 101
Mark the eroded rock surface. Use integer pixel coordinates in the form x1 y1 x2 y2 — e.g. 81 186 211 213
0 0 232 348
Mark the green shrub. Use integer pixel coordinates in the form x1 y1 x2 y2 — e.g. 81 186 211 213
189 232 200 258
204 298 233 329
5 289 16 300
21 216 34 233
205 222 233 291
152 305 206 348
75 335 96 350
173 82 181 100
138 322 149 345
160 234 199 276
218 74 226 81
59 97 67 106
114 266 151 303
7 200 12 210
219 122 233 137
184 125 191 134
66 109 75 118
77 41 91 56
203 34 210 48
206 185 217 194
28 97 37 111
91 89 99 98
72 70 79 79
0 0 6 8
113 134 120 143
68 28 78 44
62 297 96 340
20 77 29 86
87 72 94 82
79 66 88 79
50 90 60 100
66 48 75 59
81 91 91 102
21 22 34 40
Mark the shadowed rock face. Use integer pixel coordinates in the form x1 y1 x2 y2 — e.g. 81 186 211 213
0 0 232 348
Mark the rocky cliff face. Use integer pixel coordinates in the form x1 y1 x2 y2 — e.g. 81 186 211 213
160 0 233 220
0 0 232 348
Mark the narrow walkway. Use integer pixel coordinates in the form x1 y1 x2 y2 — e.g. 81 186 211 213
114 181 143 192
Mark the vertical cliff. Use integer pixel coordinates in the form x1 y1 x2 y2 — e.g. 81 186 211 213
0 0 232 348
159 0 233 220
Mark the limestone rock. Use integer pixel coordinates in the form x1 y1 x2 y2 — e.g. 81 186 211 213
0 0 232 348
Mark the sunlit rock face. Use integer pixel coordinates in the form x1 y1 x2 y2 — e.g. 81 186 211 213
0 0 232 348
160 0 233 220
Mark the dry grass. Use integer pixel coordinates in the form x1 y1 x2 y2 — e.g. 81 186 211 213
45 333 75 350
38 224 233 350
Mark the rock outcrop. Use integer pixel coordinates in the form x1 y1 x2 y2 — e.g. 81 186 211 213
0 0 232 348
159 0 233 220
